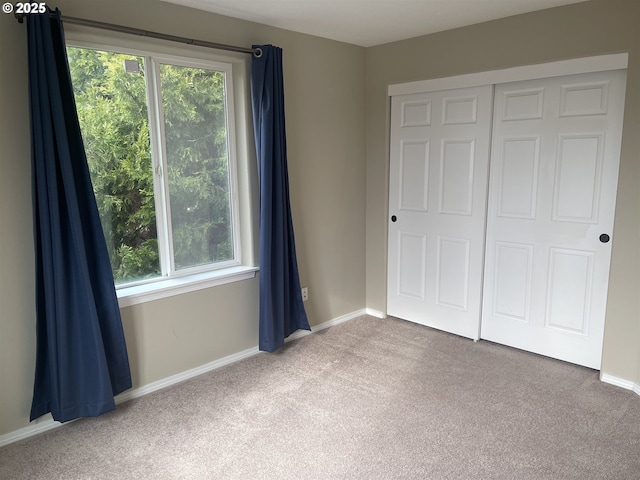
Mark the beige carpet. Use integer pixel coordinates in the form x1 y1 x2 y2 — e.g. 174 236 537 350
1 315 640 479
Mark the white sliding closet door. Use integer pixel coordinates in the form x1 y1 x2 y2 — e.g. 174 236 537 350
481 70 627 369
387 86 492 340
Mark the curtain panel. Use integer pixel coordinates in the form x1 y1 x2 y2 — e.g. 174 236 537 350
27 8 131 422
250 45 310 352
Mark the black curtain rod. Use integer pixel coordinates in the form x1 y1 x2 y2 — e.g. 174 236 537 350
15 11 263 57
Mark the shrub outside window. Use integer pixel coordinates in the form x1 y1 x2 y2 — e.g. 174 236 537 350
67 46 241 288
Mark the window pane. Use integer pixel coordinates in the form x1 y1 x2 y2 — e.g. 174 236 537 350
159 64 234 270
67 47 160 285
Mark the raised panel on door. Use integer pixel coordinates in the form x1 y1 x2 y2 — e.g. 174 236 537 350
545 248 594 335
439 139 475 215
553 134 603 223
397 231 427 300
497 137 540 219
387 86 492 340
492 241 534 322
399 140 430 212
436 236 470 311
481 70 627 369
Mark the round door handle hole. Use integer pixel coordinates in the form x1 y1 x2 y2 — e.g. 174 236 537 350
599 234 610 243
391 215 397 222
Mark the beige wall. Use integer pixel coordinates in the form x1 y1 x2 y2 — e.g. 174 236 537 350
0 0 366 437
366 0 640 381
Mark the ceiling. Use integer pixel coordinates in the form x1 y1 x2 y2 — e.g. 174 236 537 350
160 0 588 47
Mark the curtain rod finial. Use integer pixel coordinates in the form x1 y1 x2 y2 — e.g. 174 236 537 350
15 12 25 23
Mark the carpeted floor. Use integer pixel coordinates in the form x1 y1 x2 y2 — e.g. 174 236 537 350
1 315 640 479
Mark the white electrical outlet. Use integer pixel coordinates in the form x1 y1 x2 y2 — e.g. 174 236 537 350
301 287 309 301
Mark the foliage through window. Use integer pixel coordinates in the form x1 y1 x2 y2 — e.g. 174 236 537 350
67 46 239 286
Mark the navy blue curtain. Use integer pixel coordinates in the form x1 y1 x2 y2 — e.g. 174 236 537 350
251 45 310 352
27 8 132 423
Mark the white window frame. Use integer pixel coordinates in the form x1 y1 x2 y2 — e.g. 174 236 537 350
146 54 242 279
66 35 258 308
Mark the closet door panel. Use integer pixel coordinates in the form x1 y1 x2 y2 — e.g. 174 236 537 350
481 70 627 369
387 86 493 340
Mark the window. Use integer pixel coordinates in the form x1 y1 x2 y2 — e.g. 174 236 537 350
67 43 254 303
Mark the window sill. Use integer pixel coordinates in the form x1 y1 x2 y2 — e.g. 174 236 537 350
116 266 259 308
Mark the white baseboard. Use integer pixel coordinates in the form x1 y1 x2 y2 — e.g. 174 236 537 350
287 308 367 342
0 309 365 448
365 308 387 319
0 416 62 449
600 373 640 396
114 347 260 405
